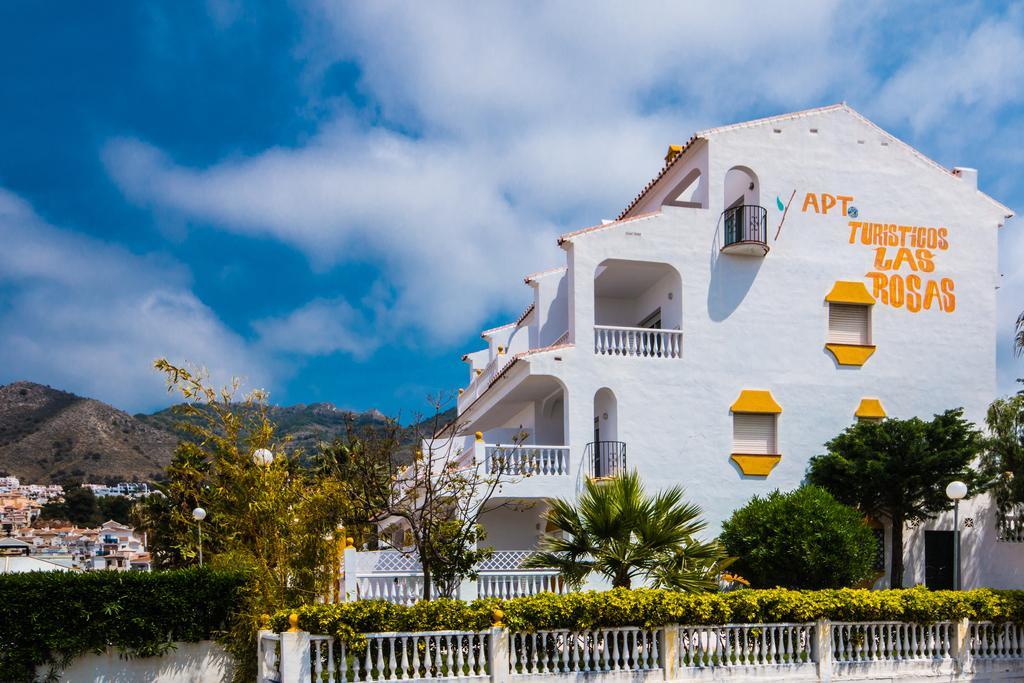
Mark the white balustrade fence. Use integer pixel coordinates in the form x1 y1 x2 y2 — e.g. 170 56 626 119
970 622 1024 659
356 574 440 606
594 326 682 359
478 573 564 600
257 631 281 683
346 550 561 605
511 628 660 674
262 619 1024 683
484 446 570 476
831 621 952 662
678 623 813 668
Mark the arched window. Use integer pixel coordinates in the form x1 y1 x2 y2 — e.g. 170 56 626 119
721 166 768 254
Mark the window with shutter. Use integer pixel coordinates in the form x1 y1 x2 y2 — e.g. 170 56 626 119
732 413 777 455
828 303 870 345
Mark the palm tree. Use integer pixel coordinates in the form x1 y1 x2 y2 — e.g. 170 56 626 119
524 470 731 591
1016 311 1024 357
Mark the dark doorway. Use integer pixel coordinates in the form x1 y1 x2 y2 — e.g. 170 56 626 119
924 530 954 590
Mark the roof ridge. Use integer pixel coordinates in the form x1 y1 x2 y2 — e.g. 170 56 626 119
617 103 1013 220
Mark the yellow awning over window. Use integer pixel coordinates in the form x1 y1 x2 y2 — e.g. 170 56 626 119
825 281 876 305
855 398 887 419
730 389 782 414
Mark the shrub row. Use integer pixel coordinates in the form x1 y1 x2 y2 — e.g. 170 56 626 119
274 587 1024 643
0 568 248 682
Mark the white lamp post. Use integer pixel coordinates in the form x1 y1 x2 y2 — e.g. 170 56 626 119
252 448 275 467
945 480 968 590
192 507 207 567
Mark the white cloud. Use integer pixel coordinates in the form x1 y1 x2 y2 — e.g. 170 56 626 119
874 7 1024 136
0 189 272 411
101 0 1023 390
254 296 375 358
104 1 865 348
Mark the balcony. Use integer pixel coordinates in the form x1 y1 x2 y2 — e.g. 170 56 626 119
721 204 769 256
594 325 682 358
483 444 570 476
585 441 627 479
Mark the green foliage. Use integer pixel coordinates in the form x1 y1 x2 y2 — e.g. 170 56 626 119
807 409 985 588
524 470 731 591
39 485 136 526
981 394 1024 507
720 486 877 589
273 587 1024 641
139 360 354 681
0 568 246 683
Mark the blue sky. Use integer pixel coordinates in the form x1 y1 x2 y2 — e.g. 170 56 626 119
1 1 1022 417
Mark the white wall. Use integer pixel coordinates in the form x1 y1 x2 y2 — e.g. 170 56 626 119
43 641 231 683
455 106 1019 583
479 504 547 550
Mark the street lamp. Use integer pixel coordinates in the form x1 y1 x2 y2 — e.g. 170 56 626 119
945 480 968 590
192 507 207 567
252 448 275 467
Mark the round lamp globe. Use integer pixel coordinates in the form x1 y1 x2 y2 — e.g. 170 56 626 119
945 480 968 501
252 448 275 467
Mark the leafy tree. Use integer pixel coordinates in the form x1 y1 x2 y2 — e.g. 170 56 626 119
525 470 731 590
139 360 352 681
38 485 122 526
97 495 134 525
719 485 876 589
979 394 1024 510
334 414 514 600
807 409 984 588
134 441 210 567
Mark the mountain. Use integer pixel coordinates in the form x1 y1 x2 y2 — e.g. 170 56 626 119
0 381 456 484
0 381 176 484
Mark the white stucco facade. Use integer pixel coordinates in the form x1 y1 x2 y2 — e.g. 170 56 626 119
445 104 1018 589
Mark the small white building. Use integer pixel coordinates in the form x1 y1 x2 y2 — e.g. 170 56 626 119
430 104 1018 590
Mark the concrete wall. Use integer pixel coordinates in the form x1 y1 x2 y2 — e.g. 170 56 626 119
42 641 231 683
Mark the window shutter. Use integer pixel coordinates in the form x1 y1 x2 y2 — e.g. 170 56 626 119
828 303 870 344
732 413 777 454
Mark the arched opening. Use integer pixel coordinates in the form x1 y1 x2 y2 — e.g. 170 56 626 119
663 167 706 208
589 388 625 478
593 259 683 358
721 166 768 256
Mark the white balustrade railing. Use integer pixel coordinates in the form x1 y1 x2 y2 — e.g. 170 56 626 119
594 325 682 359
484 445 570 476
831 621 952 662
478 572 564 599
345 631 491 682
311 635 338 683
970 621 1024 658
262 619 1024 683
678 623 813 668
511 627 660 674
257 631 281 683
356 574 448 605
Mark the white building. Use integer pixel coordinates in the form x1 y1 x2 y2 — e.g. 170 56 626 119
432 104 1018 591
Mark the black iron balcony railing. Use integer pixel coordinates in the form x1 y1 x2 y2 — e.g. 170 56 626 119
722 204 768 247
585 441 627 479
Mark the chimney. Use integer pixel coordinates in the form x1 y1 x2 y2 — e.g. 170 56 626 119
664 145 683 165
952 167 978 189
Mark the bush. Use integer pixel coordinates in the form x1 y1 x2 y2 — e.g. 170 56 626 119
0 568 247 682
719 485 877 589
273 587 1024 642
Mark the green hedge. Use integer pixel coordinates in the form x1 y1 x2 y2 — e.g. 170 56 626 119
274 587 1024 643
0 567 248 682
